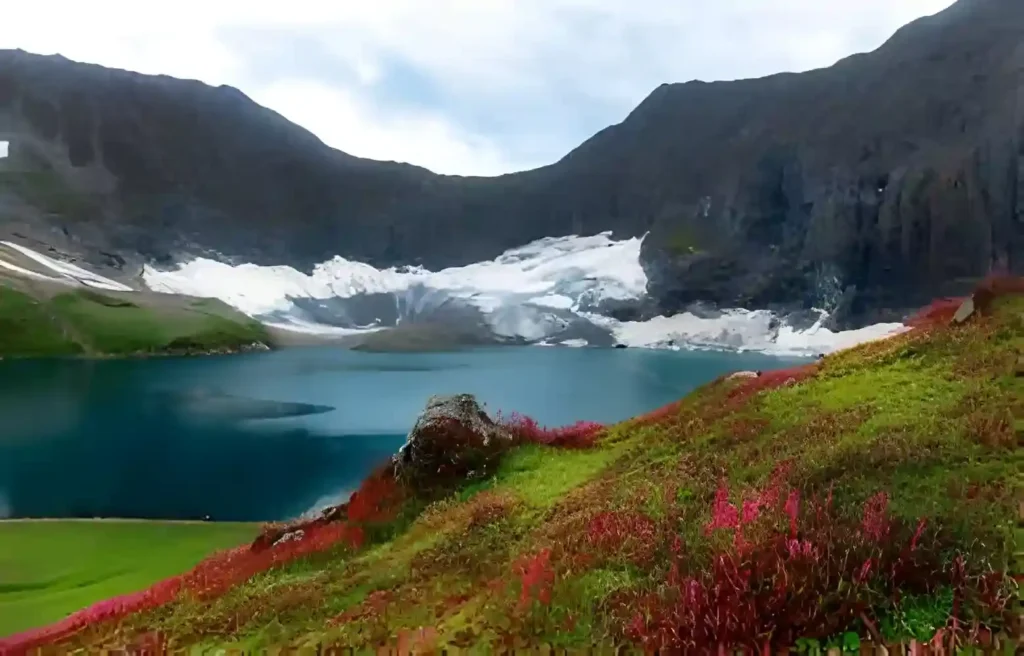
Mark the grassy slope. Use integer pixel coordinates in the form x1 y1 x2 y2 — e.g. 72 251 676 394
0 521 258 637
35 294 1024 650
0 284 271 357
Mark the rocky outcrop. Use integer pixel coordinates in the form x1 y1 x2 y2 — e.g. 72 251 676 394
0 0 1020 327
394 394 513 489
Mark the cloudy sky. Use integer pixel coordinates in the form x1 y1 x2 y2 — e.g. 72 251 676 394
0 0 955 176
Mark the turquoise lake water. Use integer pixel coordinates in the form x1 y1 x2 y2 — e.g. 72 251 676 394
0 346 806 521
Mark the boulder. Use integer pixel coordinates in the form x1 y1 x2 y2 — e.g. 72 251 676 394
951 296 976 325
727 371 761 380
394 394 513 488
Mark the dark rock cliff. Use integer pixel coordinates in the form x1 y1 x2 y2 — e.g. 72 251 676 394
0 0 1020 327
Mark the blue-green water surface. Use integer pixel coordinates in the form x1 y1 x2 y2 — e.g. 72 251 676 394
0 346 806 521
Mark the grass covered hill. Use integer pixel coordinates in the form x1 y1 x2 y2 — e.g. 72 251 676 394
3 279 1022 652
0 283 271 358
0 239 271 358
0 521 258 638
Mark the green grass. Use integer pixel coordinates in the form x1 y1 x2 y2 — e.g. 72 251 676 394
50 291 269 355
0 520 257 637
0 288 82 357
25 292 1024 651
459 443 626 509
0 285 270 358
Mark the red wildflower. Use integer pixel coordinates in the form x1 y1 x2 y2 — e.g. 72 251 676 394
587 511 658 564
786 539 817 560
756 461 793 509
516 548 555 609
705 480 739 534
741 497 762 525
347 466 403 524
910 517 927 551
784 490 800 537
497 411 603 448
854 557 874 585
861 491 890 542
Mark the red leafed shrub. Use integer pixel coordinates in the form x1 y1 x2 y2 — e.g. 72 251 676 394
347 465 404 524
516 548 555 609
496 411 603 449
622 472 1013 651
974 273 1024 305
726 364 818 406
587 511 659 565
906 275 1024 330
906 297 964 329
633 399 684 427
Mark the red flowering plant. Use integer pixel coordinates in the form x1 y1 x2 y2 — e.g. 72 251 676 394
496 410 603 448
620 465 1010 651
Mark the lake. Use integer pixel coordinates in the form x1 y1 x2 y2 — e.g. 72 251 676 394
0 346 806 521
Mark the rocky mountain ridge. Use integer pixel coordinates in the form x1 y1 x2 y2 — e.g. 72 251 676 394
0 0 1020 328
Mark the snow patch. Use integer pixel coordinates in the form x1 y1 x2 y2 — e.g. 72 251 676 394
143 232 645 318
0 241 133 291
143 233 905 357
599 309 907 357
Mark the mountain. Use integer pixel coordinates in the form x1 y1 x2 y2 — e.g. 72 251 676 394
0 0 1021 328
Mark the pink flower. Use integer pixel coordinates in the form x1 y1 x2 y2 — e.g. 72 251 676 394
705 480 739 533
786 539 817 560
741 497 762 525
861 491 890 542
784 490 800 537
854 557 873 583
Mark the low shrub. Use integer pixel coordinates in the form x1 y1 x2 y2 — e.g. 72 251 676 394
619 473 1014 651
497 411 604 448
726 364 818 406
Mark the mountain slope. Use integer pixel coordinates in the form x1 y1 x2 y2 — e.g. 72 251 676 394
0 243 271 357
0 0 1021 327
5 281 1021 651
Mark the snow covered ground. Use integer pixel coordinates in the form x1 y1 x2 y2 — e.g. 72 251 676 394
142 233 907 356
0 241 133 291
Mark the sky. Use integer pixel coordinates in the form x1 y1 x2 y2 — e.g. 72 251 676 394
0 0 956 176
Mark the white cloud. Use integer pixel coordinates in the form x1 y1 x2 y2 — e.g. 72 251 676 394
0 0 957 175
251 80 515 176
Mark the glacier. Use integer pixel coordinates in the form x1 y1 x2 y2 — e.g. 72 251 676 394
142 232 906 356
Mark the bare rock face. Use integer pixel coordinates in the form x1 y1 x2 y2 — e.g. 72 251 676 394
394 394 513 489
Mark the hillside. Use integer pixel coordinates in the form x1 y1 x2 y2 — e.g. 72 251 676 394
5 280 1020 652
0 0 1021 328
0 244 271 357
0 283 271 358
